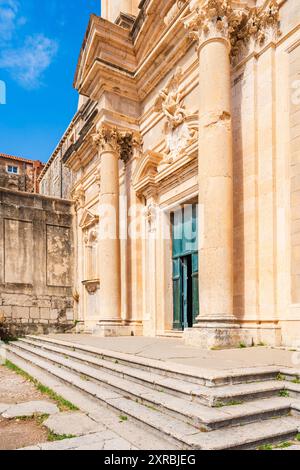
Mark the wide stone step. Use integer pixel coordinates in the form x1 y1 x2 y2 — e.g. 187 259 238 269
6 347 300 450
25 335 286 386
17 338 290 406
8 341 295 431
4 350 179 450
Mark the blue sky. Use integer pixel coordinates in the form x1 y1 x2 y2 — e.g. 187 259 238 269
0 0 100 162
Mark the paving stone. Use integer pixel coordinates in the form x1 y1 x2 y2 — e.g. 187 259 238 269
38 430 128 450
2 401 59 419
0 404 10 414
44 412 101 437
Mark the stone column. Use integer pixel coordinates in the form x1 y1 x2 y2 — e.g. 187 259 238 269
183 0 239 348
93 126 130 336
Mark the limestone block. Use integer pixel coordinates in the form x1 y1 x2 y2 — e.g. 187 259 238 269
2 401 59 419
0 306 12 318
12 307 30 319
50 309 59 321
66 309 74 321
40 308 51 320
37 298 52 309
2 294 32 307
29 307 40 319
44 412 100 437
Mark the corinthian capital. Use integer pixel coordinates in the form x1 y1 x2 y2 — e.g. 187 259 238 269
183 0 244 50
92 126 121 154
183 0 281 58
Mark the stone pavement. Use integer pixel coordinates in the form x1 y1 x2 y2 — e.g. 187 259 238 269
22 430 137 450
44 412 101 437
2 401 59 419
48 335 299 370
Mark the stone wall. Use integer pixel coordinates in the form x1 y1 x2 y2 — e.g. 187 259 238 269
0 155 44 194
0 188 74 338
40 150 74 200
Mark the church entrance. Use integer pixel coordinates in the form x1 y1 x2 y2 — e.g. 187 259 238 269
171 203 199 331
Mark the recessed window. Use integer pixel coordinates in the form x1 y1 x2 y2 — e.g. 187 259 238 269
7 165 18 174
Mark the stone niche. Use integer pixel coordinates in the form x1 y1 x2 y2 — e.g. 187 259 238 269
0 188 74 339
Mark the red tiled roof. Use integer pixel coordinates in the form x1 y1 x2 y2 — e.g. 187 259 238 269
0 153 43 165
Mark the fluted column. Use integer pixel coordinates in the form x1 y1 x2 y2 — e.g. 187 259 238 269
93 126 122 332
183 0 239 347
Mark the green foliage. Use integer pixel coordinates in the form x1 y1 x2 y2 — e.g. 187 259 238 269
258 444 273 451
119 415 128 422
47 431 76 442
278 390 289 397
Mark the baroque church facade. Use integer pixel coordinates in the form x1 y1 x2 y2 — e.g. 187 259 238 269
39 0 300 349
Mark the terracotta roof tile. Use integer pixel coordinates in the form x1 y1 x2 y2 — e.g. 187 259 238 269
0 153 43 165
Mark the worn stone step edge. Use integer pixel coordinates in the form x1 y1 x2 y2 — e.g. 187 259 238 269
25 335 294 387
6 349 300 451
4 352 178 451
9 342 296 431
17 338 290 406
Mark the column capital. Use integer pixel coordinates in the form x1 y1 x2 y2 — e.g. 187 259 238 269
119 131 143 163
183 0 281 58
92 125 121 154
92 126 142 163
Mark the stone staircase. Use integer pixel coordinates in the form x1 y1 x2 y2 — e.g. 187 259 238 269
5 335 300 450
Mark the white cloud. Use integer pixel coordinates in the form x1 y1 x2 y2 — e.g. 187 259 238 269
0 34 58 89
0 1 58 89
0 0 20 43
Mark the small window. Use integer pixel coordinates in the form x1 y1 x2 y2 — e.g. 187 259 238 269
7 165 18 174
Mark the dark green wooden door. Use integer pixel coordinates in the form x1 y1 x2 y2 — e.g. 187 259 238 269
171 205 199 330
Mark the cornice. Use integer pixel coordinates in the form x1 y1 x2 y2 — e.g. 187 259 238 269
75 1 284 105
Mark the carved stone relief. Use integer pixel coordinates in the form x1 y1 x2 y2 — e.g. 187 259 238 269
80 211 100 294
155 67 198 167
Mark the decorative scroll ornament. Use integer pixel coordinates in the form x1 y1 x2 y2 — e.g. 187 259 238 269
72 186 85 212
155 67 197 165
183 0 281 60
144 203 158 233
132 133 144 159
119 132 134 163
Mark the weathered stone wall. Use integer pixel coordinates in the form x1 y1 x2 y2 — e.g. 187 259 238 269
40 150 74 200
0 188 74 338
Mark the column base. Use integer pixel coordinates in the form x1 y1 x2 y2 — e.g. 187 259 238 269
93 321 143 337
184 320 282 349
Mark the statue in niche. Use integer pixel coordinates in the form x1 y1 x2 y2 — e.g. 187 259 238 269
155 67 197 166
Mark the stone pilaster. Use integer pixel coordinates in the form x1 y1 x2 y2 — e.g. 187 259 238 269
91 126 124 336
182 0 237 348
92 125 141 337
